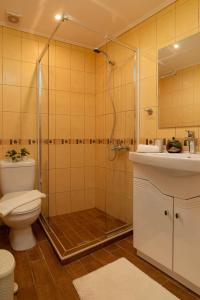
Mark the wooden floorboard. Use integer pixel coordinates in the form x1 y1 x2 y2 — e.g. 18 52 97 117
1 222 200 300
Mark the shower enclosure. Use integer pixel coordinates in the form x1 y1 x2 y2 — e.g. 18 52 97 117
36 15 138 261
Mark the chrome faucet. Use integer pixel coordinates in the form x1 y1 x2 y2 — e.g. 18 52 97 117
185 130 197 154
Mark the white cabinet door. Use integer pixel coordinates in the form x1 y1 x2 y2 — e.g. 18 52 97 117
134 178 173 269
174 197 200 287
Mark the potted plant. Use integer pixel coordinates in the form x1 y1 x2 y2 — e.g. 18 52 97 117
5 148 30 162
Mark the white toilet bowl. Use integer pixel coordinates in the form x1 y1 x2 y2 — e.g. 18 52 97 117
1 192 41 251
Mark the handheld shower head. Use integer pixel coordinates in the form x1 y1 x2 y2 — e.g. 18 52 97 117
93 48 115 66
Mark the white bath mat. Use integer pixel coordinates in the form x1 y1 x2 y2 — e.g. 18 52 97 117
73 257 179 300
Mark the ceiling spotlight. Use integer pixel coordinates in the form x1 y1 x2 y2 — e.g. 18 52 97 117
55 14 62 21
173 43 180 49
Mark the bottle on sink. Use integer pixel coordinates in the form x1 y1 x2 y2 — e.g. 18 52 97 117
166 137 182 153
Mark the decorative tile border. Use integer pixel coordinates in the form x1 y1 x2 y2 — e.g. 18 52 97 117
0 138 135 146
141 137 198 147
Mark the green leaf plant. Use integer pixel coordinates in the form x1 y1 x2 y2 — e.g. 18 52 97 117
5 148 30 162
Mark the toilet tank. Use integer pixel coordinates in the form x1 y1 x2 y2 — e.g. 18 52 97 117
0 159 35 195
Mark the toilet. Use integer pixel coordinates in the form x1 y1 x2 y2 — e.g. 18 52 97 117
0 159 42 251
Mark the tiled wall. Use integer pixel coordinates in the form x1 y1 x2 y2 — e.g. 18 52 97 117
0 26 40 174
134 0 200 143
159 64 200 128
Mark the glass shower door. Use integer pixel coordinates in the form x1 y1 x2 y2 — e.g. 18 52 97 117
37 44 50 220
103 44 135 237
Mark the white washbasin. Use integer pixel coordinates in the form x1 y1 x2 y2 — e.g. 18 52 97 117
129 152 200 174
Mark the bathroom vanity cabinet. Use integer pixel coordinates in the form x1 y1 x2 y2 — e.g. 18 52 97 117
130 152 200 295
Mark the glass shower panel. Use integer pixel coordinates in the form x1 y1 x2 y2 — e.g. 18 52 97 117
37 34 134 260
38 45 50 220
103 44 135 236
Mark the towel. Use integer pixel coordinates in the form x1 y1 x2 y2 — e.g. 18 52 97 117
0 190 46 217
137 144 161 153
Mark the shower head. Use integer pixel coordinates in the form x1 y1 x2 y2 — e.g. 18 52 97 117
93 48 115 66
93 48 101 54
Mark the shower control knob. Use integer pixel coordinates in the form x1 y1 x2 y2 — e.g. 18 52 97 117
175 213 179 219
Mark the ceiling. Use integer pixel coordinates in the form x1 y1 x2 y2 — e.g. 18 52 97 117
159 33 200 77
0 0 175 49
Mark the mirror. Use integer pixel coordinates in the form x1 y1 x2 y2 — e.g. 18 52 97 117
158 33 200 128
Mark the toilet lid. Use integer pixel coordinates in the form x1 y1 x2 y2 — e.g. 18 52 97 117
0 191 41 215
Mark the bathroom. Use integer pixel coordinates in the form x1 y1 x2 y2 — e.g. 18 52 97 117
0 0 200 299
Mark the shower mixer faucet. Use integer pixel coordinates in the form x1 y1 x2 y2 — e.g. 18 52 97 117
111 144 130 152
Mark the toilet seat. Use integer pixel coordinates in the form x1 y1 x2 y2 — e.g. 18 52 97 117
0 191 41 216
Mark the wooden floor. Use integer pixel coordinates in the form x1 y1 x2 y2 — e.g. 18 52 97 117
0 222 200 300
44 208 127 257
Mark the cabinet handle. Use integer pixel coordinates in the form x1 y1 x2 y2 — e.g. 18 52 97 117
164 210 168 216
175 213 179 219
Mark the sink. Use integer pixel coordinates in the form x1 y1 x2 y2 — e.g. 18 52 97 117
129 152 200 174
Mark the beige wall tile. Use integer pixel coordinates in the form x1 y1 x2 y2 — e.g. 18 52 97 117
71 167 84 190
175 0 199 40
71 49 85 71
71 115 84 138
21 113 37 138
49 115 56 138
55 168 70 192
55 192 71 215
21 87 36 113
71 190 85 212
85 144 95 166
55 68 70 91
85 116 95 138
22 38 38 62
55 115 70 138
85 166 95 189
3 85 20 112
0 59 2 84
157 4 175 48
55 44 70 68
71 70 85 93
55 91 70 115
140 49 157 79
139 17 157 51
49 194 56 217
3 112 20 138
21 62 36 87
85 53 95 73
55 144 70 168
96 92 105 115
3 59 21 85
140 76 157 108
3 31 21 60
85 94 95 116
85 73 95 94
0 85 2 111
85 189 95 209
71 144 84 167
70 93 84 115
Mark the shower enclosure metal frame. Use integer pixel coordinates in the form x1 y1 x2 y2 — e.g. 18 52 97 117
36 14 140 261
